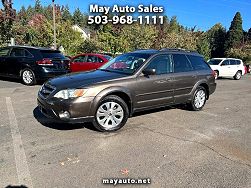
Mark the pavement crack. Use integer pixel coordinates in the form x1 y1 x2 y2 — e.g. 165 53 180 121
139 126 251 169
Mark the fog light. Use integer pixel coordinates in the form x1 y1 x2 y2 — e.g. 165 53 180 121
59 111 70 120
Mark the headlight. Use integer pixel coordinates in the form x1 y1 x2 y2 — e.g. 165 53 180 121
54 89 87 99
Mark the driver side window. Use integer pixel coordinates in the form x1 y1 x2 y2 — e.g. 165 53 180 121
145 55 172 75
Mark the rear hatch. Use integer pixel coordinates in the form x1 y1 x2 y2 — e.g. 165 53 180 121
37 50 69 70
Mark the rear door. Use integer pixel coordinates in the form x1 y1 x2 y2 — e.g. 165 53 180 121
92 56 107 69
135 54 174 109
70 55 87 72
171 53 198 104
219 60 231 76
85 55 100 70
229 60 239 76
0 48 10 75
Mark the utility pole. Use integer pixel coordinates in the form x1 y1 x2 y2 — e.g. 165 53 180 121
52 0 57 49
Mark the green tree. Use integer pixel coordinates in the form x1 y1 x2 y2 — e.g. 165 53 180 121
62 5 72 22
196 33 210 60
72 8 84 26
56 20 83 55
247 28 251 41
225 12 244 49
207 23 226 57
34 0 43 13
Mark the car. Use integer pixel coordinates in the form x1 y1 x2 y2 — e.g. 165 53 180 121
0 46 69 85
208 58 245 80
37 49 216 132
69 53 112 72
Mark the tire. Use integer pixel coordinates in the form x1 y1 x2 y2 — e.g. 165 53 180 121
214 70 219 80
188 86 207 111
21 68 36 86
93 95 129 132
234 71 242 80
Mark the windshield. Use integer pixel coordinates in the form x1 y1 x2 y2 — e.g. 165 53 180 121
208 59 222 65
104 55 113 61
99 53 151 74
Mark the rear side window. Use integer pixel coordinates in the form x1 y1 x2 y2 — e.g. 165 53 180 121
187 55 210 70
41 50 65 59
146 55 172 75
10 48 33 57
97 57 105 63
173 54 193 73
0 48 9 56
87 55 98 63
221 60 230 66
235 60 241 65
229 60 237 65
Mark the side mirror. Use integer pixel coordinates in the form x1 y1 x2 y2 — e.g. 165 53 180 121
142 69 156 75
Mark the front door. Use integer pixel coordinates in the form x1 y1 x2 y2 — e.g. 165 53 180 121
135 54 174 109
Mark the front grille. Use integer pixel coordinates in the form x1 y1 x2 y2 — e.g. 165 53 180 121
40 83 56 98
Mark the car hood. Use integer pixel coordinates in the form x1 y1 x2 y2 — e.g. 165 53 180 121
47 70 128 89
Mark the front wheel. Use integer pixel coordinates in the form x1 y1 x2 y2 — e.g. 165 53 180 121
93 95 129 132
21 69 36 86
234 71 242 80
188 86 207 111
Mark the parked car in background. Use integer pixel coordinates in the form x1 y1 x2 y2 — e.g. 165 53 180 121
0 46 69 85
38 49 216 132
69 53 112 72
208 58 245 80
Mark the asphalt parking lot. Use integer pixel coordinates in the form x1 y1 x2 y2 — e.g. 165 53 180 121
0 75 250 188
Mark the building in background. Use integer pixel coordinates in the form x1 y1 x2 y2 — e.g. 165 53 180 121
72 25 91 40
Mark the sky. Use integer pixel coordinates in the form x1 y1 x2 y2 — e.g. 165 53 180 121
5 0 251 31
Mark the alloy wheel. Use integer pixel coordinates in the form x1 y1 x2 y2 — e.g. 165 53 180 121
96 102 124 129
194 90 206 109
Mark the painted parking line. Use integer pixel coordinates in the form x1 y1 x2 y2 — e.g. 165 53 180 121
6 97 33 188
199 111 218 117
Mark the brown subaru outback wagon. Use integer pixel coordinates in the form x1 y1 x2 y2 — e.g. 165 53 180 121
37 49 216 132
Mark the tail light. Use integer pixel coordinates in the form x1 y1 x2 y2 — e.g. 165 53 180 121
212 70 216 77
37 58 53 66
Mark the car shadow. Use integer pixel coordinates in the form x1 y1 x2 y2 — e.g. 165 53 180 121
0 76 44 85
5 186 28 188
0 76 22 84
132 104 189 117
33 107 96 131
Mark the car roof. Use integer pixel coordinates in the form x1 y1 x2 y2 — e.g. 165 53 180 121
5 45 59 51
211 58 242 60
131 48 202 57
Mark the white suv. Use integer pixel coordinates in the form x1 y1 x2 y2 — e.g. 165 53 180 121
208 58 245 80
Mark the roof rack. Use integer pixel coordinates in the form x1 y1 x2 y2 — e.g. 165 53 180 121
159 48 198 53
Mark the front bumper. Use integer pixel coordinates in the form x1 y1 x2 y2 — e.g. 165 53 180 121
37 94 95 123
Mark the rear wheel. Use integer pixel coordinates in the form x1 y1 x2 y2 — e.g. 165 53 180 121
93 95 129 132
21 68 36 86
188 86 207 111
234 71 242 80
